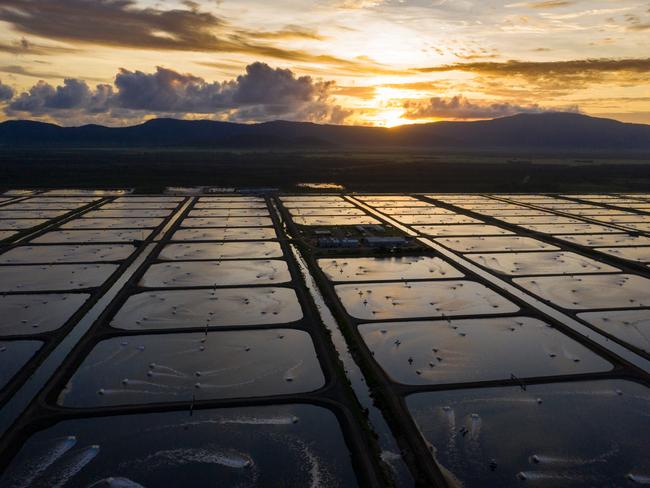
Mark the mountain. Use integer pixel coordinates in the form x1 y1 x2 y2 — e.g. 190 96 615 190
1 113 649 151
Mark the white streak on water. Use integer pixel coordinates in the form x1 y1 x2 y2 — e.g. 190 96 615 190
86 477 146 488
517 471 585 482
143 447 253 469
628 474 650 484
2 436 77 488
49 445 100 488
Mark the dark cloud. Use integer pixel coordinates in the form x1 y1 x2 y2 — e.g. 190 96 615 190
513 0 575 8
417 58 650 76
0 38 80 56
0 80 14 101
416 58 650 91
402 95 577 119
7 79 112 115
0 64 76 81
0 0 389 73
5 62 350 125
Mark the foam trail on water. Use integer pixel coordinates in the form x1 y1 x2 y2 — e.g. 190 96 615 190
99 389 175 397
142 415 299 434
628 474 650 484
284 360 303 382
148 448 253 469
124 379 184 390
217 416 299 426
196 364 247 377
85 348 128 370
517 471 584 482
293 440 326 488
530 446 617 467
1 436 77 488
149 364 187 378
49 445 100 488
86 477 146 488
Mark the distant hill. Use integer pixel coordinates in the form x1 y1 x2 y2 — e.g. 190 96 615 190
1 113 650 151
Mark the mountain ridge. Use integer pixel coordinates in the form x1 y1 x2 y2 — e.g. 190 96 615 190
1 112 649 151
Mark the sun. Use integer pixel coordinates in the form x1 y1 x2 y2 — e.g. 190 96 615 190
376 108 411 128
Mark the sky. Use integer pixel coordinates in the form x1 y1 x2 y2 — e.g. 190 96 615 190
0 0 649 127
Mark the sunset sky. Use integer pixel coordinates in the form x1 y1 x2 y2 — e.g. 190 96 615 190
0 0 649 127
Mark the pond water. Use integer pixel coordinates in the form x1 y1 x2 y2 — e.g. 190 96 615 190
0 219 48 230
319 256 464 282
61 218 163 230
595 247 650 263
292 215 380 226
181 217 273 228
514 274 650 309
0 245 134 264
82 210 173 218
434 236 558 253
335 281 519 321
58 329 324 406
140 260 291 287
407 380 650 488
517 223 620 235
359 317 610 385
33 230 153 244
0 294 89 336
0 404 358 487
414 225 513 237
0 340 42 390
558 234 650 247
0 211 67 219
188 209 269 217
111 288 303 330
466 251 619 276
170 227 277 241
158 242 283 260
395 215 482 225
0 264 118 292
577 309 650 353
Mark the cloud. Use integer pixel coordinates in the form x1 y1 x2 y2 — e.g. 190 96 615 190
0 0 389 74
507 1 576 8
5 62 350 125
402 95 577 119
417 58 650 76
415 58 650 91
0 38 80 56
7 79 112 115
0 80 14 101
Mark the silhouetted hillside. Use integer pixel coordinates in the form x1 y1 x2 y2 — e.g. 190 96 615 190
1 113 649 151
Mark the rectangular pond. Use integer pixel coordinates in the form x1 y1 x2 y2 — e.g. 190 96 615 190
0 340 42 390
0 404 358 488
181 217 273 228
158 242 283 260
0 245 134 264
32 230 153 244
465 251 619 276
319 256 464 282
0 264 118 292
335 281 519 321
0 294 89 336
406 380 650 488
434 236 558 253
170 227 277 241
577 309 650 353
414 225 513 237
58 329 324 407
514 274 650 310
359 317 610 386
140 260 291 287
111 288 303 330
